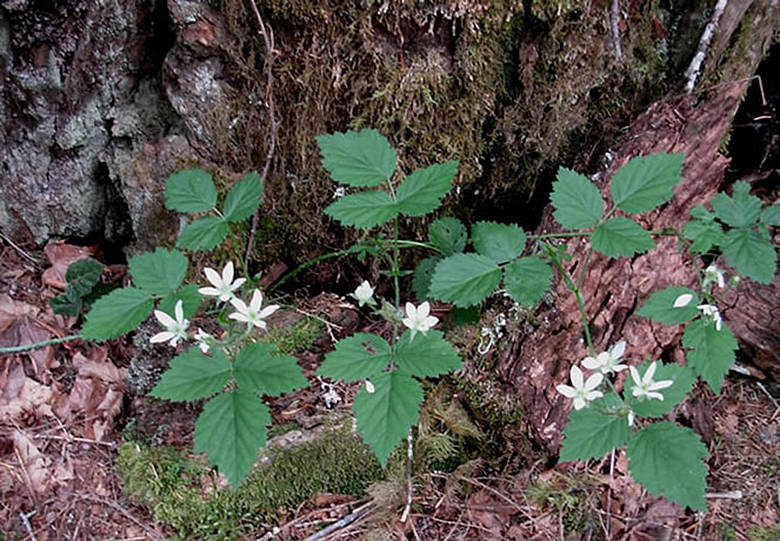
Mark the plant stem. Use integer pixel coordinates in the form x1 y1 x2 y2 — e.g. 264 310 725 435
0 335 83 354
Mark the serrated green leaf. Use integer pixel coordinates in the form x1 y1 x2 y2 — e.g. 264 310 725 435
150 348 231 401
559 394 631 462
682 319 737 393
428 253 502 307
591 218 655 258
353 371 423 466
159 284 201 319
222 171 263 222
396 161 458 217
550 167 604 228
760 205 780 226
503 256 553 306
64 259 104 298
626 361 695 417
395 330 461 378
194 390 270 489
428 217 467 256
627 422 708 510
721 227 776 284
324 190 397 229
412 255 442 300
637 286 699 324
128 248 188 296
176 216 229 251
317 333 392 382
710 181 761 228
234 342 307 396
316 129 396 187
50 292 81 316
611 153 684 213
471 221 527 263
81 287 154 340
683 215 724 253
165 168 217 213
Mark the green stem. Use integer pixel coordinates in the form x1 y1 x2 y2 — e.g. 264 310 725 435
545 242 594 356
529 231 592 241
0 335 83 354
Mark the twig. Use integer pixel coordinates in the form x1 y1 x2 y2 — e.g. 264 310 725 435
0 230 40 265
301 503 373 541
684 0 729 93
610 0 622 62
705 490 743 499
755 381 779 410
0 335 82 355
77 494 163 540
19 511 38 541
400 427 414 523
245 0 278 268
33 434 117 449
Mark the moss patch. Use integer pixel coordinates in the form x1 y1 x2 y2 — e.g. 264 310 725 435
116 427 384 539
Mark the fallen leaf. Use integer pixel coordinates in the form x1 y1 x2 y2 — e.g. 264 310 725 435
0 364 53 421
12 429 50 495
42 241 97 290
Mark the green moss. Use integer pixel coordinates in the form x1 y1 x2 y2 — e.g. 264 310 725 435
527 472 600 534
259 317 324 354
747 527 780 541
116 428 384 539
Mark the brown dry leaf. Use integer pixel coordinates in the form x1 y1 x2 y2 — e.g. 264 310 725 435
71 349 122 383
41 241 97 290
0 293 38 334
0 316 56 379
12 429 50 495
465 490 507 537
0 363 53 421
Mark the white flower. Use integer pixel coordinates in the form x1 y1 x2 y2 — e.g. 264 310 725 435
365 380 375 394
673 293 693 308
402 301 439 340
198 261 246 302
703 265 726 289
150 300 190 347
229 289 280 330
581 340 628 375
349 280 376 307
629 361 673 401
697 303 722 331
194 328 213 353
556 365 604 410
627 409 636 427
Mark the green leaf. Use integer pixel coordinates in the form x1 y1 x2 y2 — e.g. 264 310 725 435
64 259 104 298
760 205 780 226
611 153 684 213
81 287 154 340
683 206 724 253
353 371 423 466
194 390 271 489
627 422 708 510
317 333 392 382
316 129 397 187
636 286 699 324
222 171 263 222
721 227 776 284
395 161 458 217
550 167 604 228
50 291 81 316
412 255 442 300
158 284 201 319
150 348 231 401
325 190 397 229
428 253 502 307
165 168 217 213
234 342 307 396
471 221 527 264
395 330 461 378
428 217 467 256
176 216 229 251
128 248 188 296
682 319 737 394
626 362 695 417
591 218 655 258
503 256 553 307
710 181 761 228
559 394 631 462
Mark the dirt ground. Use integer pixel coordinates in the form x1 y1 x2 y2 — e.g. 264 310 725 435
0 236 778 540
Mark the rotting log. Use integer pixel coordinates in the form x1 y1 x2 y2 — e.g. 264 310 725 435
501 79 779 452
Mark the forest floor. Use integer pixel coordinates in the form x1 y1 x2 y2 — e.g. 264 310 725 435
0 237 778 541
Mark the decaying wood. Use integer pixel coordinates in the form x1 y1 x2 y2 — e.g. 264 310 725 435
501 80 778 453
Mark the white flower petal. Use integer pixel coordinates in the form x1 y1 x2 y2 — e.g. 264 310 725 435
222 261 234 284
174 300 184 322
249 290 263 311
572 397 587 410
629 366 642 387
584 389 603 401
417 301 431 318
229 312 249 323
581 356 599 369
610 340 626 358
154 310 177 329
230 297 248 313
646 391 665 401
556 384 576 398
648 379 673 391
150 331 176 343
584 372 604 391
644 361 657 383
258 304 280 319
204 267 222 286
570 365 584 388
198 287 222 297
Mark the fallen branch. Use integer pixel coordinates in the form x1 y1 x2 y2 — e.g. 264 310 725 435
610 0 622 62
301 503 374 541
684 0 729 93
